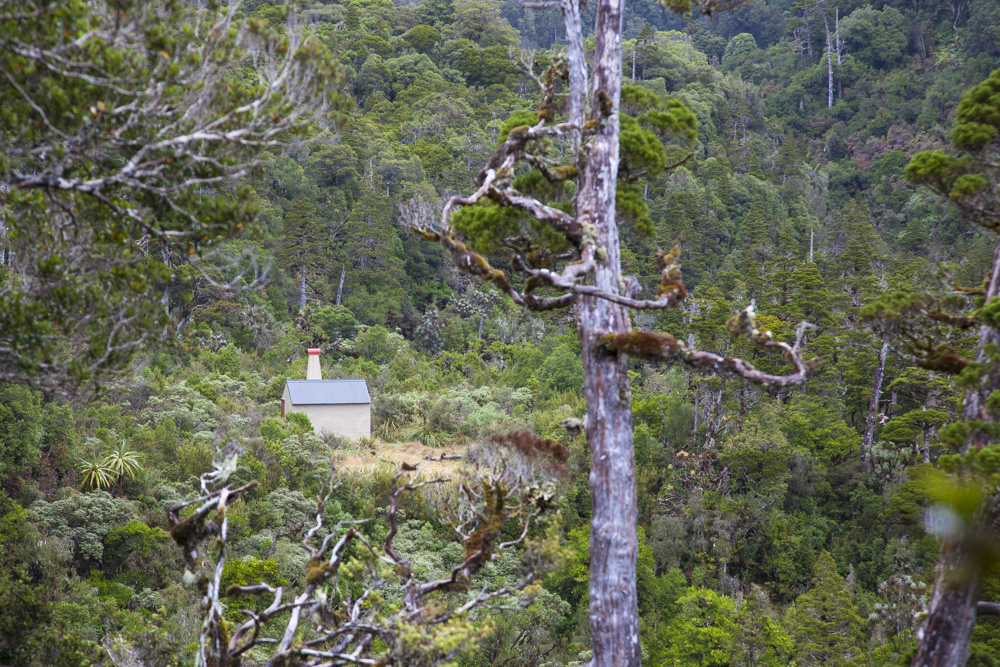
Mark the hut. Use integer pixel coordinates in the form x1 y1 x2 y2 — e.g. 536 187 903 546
281 349 371 439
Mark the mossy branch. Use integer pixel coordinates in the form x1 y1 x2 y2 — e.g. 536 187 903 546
599 305 816 387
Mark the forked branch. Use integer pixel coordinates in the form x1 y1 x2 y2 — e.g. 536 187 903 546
600 306 816 387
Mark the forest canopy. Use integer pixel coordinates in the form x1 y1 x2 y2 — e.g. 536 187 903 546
2 0 1000 665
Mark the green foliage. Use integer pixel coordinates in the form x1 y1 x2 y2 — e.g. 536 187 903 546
786 552 866 666
0 0 339 390
722 33 759 70
221 557 287 620
0 384 43 479
313 305 359 340
0 574 103 667
735 585 793 666
2 1 1000 663
29 491 136 567
653 588 737 666
539 343 584 398
840 6 909 70
103 519 170 576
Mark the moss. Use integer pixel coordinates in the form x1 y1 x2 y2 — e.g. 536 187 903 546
655 240 688 300
598 331 687 362
596 90 614 118
524 275 546 294
305 556 339 586
537 101 556 123
920 349 968 375
551 164 577 181
506 125 531 141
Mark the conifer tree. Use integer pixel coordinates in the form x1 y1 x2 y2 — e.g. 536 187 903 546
733 193 774 295
735 585 794 667
785 263 834 326
278 196 330 313
339 176 405 319
786 551 866 666
836 199 882 312
654 588 738 666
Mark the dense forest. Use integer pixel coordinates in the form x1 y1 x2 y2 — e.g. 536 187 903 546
2 0 1000 665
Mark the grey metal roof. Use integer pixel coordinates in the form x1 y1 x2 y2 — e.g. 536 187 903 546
285 379 370 405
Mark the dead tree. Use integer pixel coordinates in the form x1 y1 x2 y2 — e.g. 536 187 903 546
169 436 564 667
413 1 812 663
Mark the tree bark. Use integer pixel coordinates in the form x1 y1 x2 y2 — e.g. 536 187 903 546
862 338 889 461
914 535 985 666
336 266 346 306
574 0 640 663
824 18 834 109
562 0 587 162
960 237 1000 450
835 8 843 65
299 268 307 312
913 238 1000 666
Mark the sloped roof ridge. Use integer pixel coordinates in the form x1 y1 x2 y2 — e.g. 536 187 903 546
285 378 370 405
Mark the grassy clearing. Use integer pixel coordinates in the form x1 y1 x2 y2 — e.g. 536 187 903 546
333 439 468 478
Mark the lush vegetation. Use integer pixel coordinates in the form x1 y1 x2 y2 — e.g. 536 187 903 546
2 0 1000 664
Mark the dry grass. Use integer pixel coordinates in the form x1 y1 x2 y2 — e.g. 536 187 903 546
334 439 467 478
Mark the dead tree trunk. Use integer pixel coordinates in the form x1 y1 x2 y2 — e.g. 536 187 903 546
862 338 889 461
335 266 346 306
835 8 843 65
575 0 641 663
299 268 307 312
424 3 812 663
824 18 834 109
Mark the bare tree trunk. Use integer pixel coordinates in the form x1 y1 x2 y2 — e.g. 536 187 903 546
478 313 484 339
299 269 307 312
336 266 346 306
914 238 1000 666
824 18 834 109
809 225 814 262
914 540 985 666
562 0 587 161
573 0 640 662
835 8 842 65
631 47 636 83
692 384 700 445
862 338 889 461
921 415 931 463
806 21 812 59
